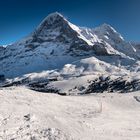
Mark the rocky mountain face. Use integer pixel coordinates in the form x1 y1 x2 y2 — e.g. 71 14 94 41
0 12 140 94
0 46 4 50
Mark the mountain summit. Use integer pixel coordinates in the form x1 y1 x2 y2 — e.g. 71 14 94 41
34 12 70 39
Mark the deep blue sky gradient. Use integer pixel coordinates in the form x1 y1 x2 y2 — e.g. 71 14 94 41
0 0 140 45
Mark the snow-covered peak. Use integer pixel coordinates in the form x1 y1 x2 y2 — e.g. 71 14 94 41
47 12 64 19
32 12 71 40
38 12 67 27
32 12 81 43
94 23 124 41
100 23 117 32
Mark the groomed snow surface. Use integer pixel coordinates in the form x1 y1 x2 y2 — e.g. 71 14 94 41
0 87 140 140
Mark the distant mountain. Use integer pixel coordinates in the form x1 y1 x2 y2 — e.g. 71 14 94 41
1 12 140 94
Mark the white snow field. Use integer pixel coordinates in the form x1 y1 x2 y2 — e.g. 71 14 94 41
0 87 140 140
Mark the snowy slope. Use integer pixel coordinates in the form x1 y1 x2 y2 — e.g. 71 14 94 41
0 87 140 140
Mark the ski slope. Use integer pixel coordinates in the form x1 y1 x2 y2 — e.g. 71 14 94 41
0 87 140 140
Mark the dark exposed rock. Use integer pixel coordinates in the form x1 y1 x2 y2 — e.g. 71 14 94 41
84 76 140 94
93 42 110 55
134 96 140 102
24 114 30 121
28 82 61 94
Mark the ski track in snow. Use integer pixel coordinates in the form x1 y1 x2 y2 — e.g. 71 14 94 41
0 87 140 140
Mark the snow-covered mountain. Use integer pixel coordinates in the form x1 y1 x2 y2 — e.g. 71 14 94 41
1 12 140 94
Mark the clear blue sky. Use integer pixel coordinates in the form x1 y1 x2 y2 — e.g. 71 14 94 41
0 0 140 45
